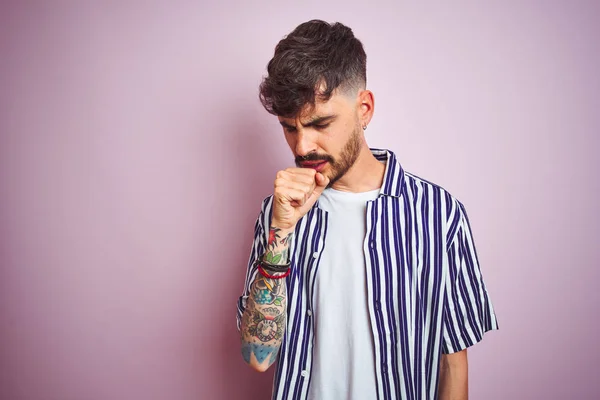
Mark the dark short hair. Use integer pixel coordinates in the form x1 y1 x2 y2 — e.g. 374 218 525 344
259 20 367 117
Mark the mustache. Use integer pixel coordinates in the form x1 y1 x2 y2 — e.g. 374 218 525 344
295 153 333 164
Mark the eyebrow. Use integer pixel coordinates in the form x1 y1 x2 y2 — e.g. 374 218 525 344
279 115 337 129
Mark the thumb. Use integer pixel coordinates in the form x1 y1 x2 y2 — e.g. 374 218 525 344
299 172 330 214
314 172 330 193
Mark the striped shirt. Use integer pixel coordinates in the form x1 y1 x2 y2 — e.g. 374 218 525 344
237 148 498 400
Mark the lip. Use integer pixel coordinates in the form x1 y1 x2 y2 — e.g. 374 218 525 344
300 161 328 171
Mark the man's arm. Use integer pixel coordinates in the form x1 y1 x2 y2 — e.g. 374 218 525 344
239 168 329 372
438 349 468 400
240 226 293 372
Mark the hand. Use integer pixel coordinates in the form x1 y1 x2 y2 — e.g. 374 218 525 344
271 168 330 230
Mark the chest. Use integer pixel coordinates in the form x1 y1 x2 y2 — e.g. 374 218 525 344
288 198 449 317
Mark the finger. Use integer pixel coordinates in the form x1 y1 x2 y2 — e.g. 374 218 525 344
279 180 316 197
280 187 310 207
278 169 316 186
285 167 318 179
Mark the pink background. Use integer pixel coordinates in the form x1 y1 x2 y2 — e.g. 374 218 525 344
1 2 598 399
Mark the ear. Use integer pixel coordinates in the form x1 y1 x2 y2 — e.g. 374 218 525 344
357 90 375 128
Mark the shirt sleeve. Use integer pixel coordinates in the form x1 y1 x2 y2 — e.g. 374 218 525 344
236 201 269 332
442 201 498 354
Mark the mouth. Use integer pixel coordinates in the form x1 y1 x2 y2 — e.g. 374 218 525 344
299 161 328 171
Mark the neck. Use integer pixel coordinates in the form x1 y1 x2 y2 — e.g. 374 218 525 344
331 144 385 193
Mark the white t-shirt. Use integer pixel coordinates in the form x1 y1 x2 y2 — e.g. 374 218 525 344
307 187 380 400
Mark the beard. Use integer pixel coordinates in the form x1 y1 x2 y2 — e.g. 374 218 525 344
295 124 363 188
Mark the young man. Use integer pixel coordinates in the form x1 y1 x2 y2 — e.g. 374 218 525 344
237 20 498 400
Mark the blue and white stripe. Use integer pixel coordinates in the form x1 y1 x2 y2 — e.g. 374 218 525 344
237 148 498 400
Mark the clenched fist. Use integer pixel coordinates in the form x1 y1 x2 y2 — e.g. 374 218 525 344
271 168 330 230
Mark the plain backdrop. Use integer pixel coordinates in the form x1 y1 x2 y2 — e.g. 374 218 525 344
1 1 598 399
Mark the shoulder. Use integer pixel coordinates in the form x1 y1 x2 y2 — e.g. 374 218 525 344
401 171 467 233
403 171 463 207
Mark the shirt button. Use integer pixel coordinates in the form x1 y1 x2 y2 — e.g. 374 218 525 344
301 370 308 377
382 366 388 374
307 310 312 316
312 252 319 258
375 301 380 311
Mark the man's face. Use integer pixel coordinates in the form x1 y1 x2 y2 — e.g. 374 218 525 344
277 90 363 187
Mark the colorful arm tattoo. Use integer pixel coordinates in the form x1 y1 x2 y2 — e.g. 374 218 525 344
263 227 294 265
240 227 293 368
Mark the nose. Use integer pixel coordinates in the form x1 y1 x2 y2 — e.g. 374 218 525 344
295 129 317 158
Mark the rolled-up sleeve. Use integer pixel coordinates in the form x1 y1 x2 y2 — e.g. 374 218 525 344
442 201 498 354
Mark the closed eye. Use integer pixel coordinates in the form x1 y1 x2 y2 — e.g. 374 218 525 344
314 124 330 130
284 126 297 133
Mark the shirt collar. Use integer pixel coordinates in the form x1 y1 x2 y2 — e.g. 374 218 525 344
371 148 405 198
313 148 404 211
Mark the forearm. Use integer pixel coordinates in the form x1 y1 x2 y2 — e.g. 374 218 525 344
438 351 468 400
240 226 294 372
